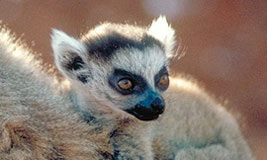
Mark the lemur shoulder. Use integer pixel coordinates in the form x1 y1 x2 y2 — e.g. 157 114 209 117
0 17 254 160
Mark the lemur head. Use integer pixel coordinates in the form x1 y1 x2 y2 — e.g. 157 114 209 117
51 16 176 121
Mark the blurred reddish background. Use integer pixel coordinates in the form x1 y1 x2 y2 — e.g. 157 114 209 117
0 0 266 159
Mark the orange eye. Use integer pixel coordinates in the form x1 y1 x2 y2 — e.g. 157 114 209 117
159 74 169 86
118 79 133 90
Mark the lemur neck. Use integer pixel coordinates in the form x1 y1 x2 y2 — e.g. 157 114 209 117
69 89 153 133
69 90 119 129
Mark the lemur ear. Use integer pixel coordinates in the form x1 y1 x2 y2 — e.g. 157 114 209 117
148 16 176 58
51 29 90 83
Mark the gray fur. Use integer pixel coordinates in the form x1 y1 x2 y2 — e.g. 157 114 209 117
0 16 254 160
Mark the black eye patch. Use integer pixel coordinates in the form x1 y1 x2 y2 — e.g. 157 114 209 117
108 68 147 95
154 66 169 91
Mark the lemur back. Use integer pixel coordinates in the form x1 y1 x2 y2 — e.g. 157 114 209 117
0 25 113 160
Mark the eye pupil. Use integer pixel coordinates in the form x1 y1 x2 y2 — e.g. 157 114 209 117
118 79 133 90
159 75 169 85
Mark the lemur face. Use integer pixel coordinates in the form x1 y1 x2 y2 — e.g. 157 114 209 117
106 46 169 121
51 16 176 121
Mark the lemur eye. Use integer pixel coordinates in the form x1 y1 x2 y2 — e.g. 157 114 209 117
118 79 133 90
159 74 169 86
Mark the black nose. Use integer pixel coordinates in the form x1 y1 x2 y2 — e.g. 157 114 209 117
125 96 165 121
151 97 165 114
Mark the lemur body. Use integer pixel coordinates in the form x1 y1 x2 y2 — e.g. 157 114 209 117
0 27 113 159
0 17 254 159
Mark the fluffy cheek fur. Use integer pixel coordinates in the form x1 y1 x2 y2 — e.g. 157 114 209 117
72 63 131 112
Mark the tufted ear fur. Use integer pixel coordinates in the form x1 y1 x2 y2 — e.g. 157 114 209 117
148 16 176 58
51 29 90 83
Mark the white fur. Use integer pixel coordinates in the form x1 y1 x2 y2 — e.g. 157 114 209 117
148 16 176 58
51 29 88 80
51 29 86 56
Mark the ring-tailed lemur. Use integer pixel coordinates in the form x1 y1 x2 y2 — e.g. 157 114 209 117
0 17 254 160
